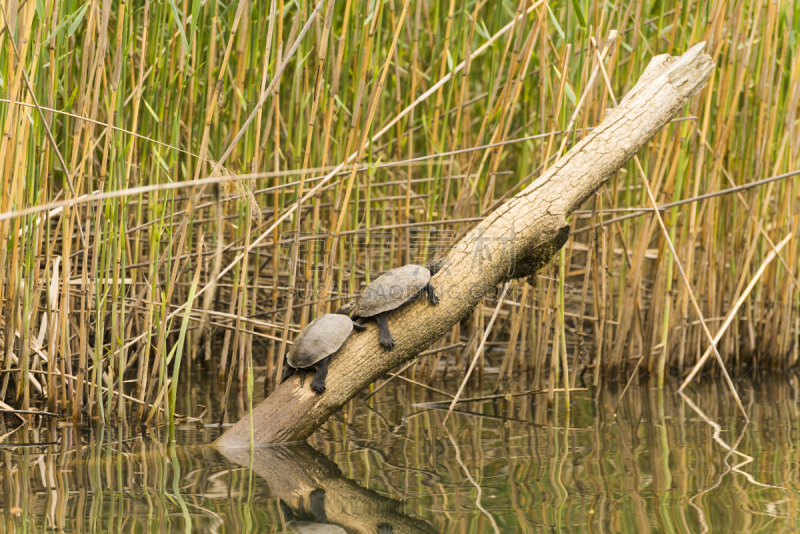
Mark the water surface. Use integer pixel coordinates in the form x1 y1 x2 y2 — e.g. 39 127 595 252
1 372 798 533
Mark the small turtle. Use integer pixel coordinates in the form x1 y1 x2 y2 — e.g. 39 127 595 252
348 262 442 350
287 520 347 534
283 490 349 534
282 313 366 393
288 517 392 534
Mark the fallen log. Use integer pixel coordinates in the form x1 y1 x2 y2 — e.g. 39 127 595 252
214 42 714 448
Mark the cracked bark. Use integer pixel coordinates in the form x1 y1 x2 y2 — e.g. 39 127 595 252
214 43 714 448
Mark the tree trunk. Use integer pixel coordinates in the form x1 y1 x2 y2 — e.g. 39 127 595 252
214 43 714 448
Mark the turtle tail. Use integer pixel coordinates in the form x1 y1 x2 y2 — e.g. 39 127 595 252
298 368 308 387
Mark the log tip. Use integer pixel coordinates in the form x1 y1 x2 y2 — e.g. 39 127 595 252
666 41 714 98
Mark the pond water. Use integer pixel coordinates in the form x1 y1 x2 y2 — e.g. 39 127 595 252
1 371 799 533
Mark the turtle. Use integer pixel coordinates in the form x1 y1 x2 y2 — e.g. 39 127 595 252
282 313 366 393
283 489 349 534
346 262 442 350
287 522 348 534
287 522 347 534
282 489 394 534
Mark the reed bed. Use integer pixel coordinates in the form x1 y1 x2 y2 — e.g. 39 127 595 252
0 0 798 422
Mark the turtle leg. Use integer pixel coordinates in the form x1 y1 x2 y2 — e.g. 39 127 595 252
426 282 440 305
278 500 296 521
310 357 330 394
377 525 394 534
352 319 367 332
310 489 328 522
281 359 295 383
377 312 395 349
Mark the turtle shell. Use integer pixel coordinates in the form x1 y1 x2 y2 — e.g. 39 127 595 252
287 314 354 368
288 522 348 534
356 264 431 317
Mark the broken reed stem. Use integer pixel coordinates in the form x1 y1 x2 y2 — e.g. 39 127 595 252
611 355 645 418
680 233 793 389
416 387 589 407
444 283 510 423
363 342 465 400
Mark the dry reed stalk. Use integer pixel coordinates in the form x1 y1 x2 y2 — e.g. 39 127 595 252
444 283 510 423
556 247 570 410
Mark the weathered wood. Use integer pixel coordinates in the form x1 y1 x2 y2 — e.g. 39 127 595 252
214 43 714 448
215 443 439 534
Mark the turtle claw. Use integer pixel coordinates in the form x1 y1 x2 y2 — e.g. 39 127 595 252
426 283 439 305
281 365 295 384
376 312 395 350
310 358 330 394
310 489 328 522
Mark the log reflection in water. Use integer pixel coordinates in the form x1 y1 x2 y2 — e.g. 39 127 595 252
217 442 439 534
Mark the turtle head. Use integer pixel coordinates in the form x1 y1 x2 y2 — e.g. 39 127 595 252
427 257 448 276
335 300 356 317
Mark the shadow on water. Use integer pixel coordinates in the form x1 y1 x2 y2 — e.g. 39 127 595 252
1 372 800 533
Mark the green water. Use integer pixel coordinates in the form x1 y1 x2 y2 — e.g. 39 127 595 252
1 374 798 533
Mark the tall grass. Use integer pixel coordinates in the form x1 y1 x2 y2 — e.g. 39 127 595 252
0 0 798 421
